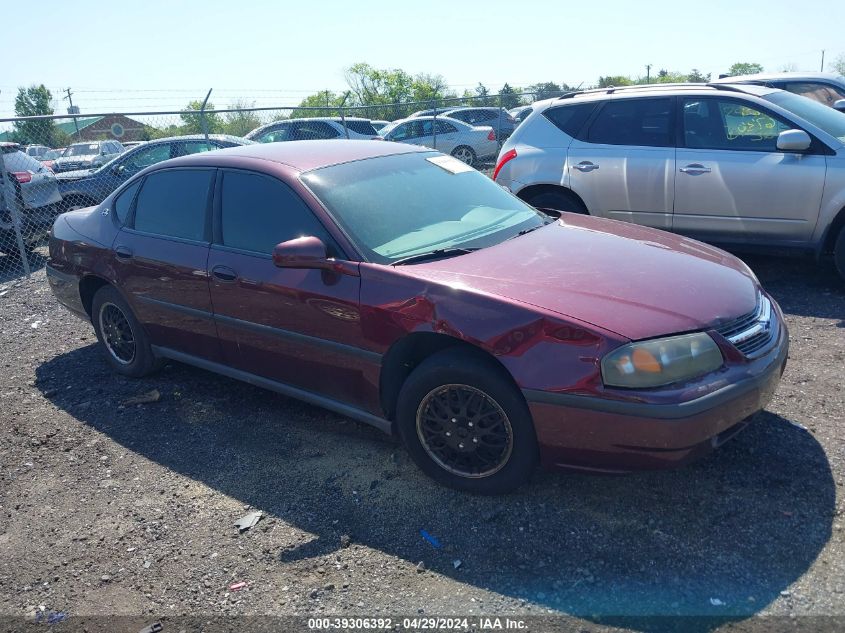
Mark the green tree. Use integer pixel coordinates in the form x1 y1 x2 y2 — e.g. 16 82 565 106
597 76 633 88
644 69 688 84
180 100 224 135
291 91 346 118
687 68 711 83
830 53 845 76
223 100 262 136
727 62 764 76
525 81 570 100
12 84 55 146
499 83 522 109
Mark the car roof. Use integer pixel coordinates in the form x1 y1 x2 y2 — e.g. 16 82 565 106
141 133 252 145
712 71 845 84
160 139 430 172
537 82 778 108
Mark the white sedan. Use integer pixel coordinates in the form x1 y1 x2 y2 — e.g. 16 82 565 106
379 116 498 167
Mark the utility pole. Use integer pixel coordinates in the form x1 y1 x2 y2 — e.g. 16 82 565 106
63 87 81 140
821 49 825 72
646 64 652 84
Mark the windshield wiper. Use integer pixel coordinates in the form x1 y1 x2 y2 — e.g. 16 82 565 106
391 247 480 266
509 220 553 240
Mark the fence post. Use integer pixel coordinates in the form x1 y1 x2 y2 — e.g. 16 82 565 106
199 88 212 142
497 93 503 148
339 91 351 139
0 168 31 277
432 101 438 151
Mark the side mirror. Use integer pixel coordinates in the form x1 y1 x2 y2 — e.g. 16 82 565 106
776 129 811 152
272 236 331 270
833 99 845 113
112 164 126 175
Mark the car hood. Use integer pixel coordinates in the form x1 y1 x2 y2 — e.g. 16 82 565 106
406 214 759 340
56 168 98 180
55 155 97 163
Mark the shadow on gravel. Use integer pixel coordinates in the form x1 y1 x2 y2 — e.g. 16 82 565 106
0 247 48 285
738 253 844 326
37 345 835 633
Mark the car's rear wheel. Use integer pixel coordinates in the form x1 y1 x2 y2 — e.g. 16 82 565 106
451 146 476 167
91 286 160 377
834 226 845 281
396 348 538 494
526 189 587 215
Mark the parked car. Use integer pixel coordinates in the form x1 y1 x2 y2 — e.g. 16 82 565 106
440 107 519 140
46 140 788 493
24 144 51 159
53 140 124 173
712 72 845 111
246 118 379 143
508 105 534 122
371 120 390 131
1 142 62 254
57 134 254 211
37 149 64 172
494 82 845 279
379 116 497 166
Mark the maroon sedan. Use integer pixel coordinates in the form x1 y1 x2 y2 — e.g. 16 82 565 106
46 140 788 494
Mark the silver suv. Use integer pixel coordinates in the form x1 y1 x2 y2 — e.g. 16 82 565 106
494 83 845 279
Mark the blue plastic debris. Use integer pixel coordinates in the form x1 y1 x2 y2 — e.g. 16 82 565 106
420 529 442 548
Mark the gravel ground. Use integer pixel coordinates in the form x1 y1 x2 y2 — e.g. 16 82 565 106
0 249 843 633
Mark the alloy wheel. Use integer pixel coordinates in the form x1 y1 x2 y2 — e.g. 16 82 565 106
98 302 136 365
416 384 513 478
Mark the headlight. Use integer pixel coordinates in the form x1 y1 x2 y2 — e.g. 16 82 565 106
601 332 723 389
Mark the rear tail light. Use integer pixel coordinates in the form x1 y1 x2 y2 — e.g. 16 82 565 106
9 171 32 184
487 129 496 141
492 148 517 181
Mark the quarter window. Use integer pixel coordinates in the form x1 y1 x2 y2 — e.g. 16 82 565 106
219 171 334 255
587 98 672 147
133 169 213 241
682 98 791 152
544 103 597 137
113 179 141 224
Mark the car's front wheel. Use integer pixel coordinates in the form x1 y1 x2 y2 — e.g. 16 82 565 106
396 348 538 494
91 286 160 377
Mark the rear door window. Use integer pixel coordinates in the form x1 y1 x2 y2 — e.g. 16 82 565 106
343 120 378 135
291 122 340 140
586 98 673 147
133 169 213 241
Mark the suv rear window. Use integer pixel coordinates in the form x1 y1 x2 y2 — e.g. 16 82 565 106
543 103 597 137
343 120 378 136
586 98 673 147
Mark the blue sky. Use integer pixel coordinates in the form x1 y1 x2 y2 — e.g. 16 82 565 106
2 0 843 117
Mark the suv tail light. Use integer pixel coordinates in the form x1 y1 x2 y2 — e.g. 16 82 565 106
9 171 32 184
492 148 517 181
487 129 496 141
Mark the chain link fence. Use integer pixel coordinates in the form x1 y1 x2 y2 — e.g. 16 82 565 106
0 90 548 283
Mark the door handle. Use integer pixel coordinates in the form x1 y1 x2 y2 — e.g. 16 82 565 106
114 246 133 260
573 161 599 172
679 163 712 174
211 265 238 282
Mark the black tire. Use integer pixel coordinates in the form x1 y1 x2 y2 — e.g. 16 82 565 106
396 348 538 494
526 189 587 215
835 227 845 281
450 145 477 167
91 285 160 378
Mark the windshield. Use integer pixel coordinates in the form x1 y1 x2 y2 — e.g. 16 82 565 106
65 143 100 156
42 150 62 160
764 91 845 143
301 151 547 264
377 122 398 137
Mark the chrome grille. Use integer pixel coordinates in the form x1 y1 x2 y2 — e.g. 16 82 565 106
715 296 776 357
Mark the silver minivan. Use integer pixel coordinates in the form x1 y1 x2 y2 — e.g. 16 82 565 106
494 83 845 279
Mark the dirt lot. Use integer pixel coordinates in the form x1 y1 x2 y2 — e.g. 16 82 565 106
0 250 843 633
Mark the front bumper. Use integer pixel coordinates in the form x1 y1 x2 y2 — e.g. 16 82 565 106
525 318 789 473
